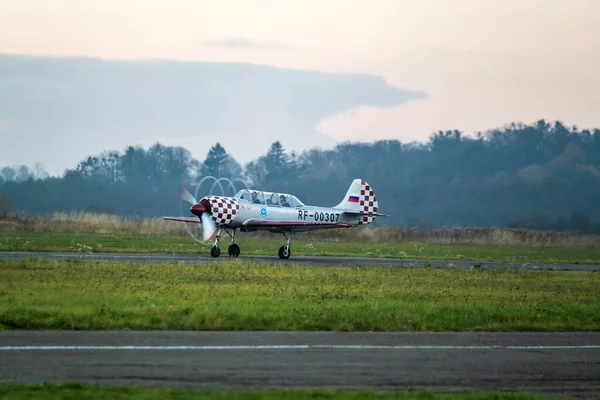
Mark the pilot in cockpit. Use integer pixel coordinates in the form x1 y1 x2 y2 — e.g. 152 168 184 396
251 191 262 204
279 194 291 207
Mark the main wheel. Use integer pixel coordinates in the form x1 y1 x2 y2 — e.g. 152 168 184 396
278 245 291 259
210 246 221 258
228 243 240 257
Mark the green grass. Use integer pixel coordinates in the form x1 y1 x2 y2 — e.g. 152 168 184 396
1 231 600 264
1 258 598 331
0 383 574 400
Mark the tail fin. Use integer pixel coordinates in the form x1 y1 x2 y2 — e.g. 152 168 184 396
335 179 384 225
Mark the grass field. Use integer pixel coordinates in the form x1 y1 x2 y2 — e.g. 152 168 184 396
1 258 598 331
2 231 600 265
3 212 600 265
0 383 571 400
3 211 600 247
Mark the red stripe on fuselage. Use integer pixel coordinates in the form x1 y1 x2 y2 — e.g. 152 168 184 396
245 221 353 228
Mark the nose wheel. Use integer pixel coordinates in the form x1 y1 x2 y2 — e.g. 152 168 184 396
278 232 292 259
210 230 221 257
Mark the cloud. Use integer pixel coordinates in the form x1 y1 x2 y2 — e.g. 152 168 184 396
0 53 425 175
204 37 292 50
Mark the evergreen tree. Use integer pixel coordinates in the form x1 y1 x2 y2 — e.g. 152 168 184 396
201 143 228 177
200 143 242 178
265 141 291 185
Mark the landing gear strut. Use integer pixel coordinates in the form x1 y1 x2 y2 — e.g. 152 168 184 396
210 229 222 257
210 228 240 258
278 232 292 259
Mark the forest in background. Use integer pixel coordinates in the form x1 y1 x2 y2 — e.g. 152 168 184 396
2 119 600 233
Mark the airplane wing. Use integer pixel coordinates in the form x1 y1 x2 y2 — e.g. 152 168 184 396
242 219 353 233
162 216 201 223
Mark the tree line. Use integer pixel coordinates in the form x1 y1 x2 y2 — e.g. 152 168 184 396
2 119 600 233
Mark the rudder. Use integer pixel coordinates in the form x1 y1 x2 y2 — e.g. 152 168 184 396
335 178 379 225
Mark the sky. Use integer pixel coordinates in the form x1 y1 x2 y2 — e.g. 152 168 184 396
1 0 599 175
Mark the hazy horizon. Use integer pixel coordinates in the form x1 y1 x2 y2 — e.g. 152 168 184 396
1 0 599 175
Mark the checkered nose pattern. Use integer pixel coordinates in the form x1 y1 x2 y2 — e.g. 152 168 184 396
203 196 240 226
358 180 378 225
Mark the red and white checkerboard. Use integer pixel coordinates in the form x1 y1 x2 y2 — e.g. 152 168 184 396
358 180 378 225
205 196 239 226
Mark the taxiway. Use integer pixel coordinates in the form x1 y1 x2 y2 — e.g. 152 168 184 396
2 251 599 271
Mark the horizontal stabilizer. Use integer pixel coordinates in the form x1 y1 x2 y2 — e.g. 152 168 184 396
342 211 389 217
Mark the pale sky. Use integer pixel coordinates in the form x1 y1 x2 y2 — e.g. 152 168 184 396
1 0 600 171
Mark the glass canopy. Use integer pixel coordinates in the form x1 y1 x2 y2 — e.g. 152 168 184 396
234 189 305 208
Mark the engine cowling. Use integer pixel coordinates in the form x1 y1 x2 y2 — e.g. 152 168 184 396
197 196 240 226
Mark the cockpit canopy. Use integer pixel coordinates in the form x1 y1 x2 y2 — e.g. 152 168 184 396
234 189 305 208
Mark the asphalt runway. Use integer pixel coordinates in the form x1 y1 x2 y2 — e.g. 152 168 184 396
1 331 599 397
2 251 600 271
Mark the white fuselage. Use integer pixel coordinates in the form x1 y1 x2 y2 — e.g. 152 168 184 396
230 201 358 228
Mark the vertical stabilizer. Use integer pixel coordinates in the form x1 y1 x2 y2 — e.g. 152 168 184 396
335 179 379 225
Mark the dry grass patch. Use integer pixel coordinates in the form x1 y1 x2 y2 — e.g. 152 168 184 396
0 211 187 236
2 211 600 247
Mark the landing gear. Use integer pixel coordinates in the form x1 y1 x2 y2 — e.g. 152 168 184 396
227 228 240 257
210 229 222 257
210 228 241 258
228 243 240 257
278 232 292 259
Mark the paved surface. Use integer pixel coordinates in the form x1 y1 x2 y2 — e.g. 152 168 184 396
1 331 599 397
2 251 600 271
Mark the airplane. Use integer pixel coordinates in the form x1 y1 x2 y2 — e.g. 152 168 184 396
163 178 387 259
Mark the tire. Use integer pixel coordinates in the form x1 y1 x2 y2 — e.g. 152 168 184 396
278 245 290 260
228 243 240 257
210 246 221 258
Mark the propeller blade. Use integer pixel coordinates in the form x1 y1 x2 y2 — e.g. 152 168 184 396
180 189 197 206
201 212 218 243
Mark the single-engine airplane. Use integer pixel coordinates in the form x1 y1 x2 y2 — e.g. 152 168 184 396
163 178 387 259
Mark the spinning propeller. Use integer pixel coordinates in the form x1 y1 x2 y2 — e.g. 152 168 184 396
179 189 218 243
